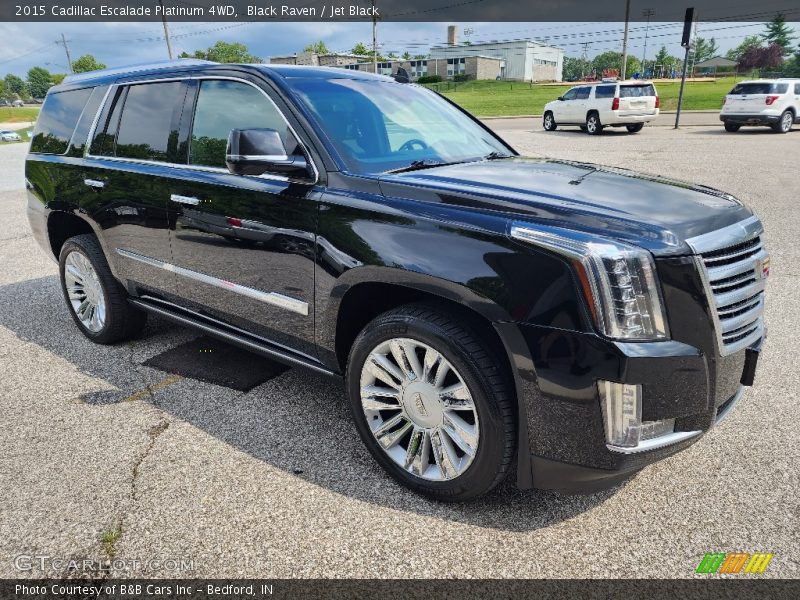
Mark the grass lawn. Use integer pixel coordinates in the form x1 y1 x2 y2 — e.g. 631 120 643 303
0 106 40 124
432 77 742 117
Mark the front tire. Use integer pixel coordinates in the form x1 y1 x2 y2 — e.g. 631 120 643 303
724 122 741 132
626 123 644 133
346 304 516 502
543 111 557 131
772 110 793 133
585 112 603 135
59 234 147 344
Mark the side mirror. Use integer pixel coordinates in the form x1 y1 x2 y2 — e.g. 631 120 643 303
557 96 565 101
225 128 310 179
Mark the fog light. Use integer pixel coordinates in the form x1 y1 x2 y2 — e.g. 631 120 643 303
599 380 642 448
599 380 677 449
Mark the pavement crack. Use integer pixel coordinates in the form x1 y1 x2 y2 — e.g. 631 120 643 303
131 419 170 502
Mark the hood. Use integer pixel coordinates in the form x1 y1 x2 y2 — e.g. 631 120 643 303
378 158 753 256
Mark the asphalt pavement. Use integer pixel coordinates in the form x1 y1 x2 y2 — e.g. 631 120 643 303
0 121 797 579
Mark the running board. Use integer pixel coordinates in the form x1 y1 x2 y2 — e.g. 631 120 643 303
128 298 340 379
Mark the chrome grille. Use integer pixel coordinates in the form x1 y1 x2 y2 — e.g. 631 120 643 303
686 216 767 356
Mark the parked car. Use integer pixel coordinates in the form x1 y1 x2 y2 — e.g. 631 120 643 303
1 130 22 142
12 99 25 107
26 61 767 501
720 79 800 133
543 80 660 134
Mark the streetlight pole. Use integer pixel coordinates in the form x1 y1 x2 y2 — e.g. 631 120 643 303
641 9 654 76
158 0 173 59
620 0 631 79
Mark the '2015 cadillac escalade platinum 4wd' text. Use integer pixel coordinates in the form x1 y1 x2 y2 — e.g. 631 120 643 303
26 60 768 501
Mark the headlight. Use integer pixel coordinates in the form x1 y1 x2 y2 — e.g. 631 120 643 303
510 222 668 340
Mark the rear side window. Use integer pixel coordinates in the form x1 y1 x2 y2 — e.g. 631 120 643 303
115 82 183 162
595 85 616 99
730 82 787 95
189 79 293 169
796 83 800 95
30 88 93 154
619 84 656 98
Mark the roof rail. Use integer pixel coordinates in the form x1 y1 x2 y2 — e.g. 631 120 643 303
62 59 217 84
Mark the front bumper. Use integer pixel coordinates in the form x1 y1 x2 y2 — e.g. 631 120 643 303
497 316 764 493
720 113 781 125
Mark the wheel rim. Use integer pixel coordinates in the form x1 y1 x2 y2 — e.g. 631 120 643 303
359 337 480 482
64 250 106 333
587 117 597 133
544 114 553 129
782 113 792 131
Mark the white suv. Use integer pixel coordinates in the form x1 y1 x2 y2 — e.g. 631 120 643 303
543 80 660 135
720 79 800 133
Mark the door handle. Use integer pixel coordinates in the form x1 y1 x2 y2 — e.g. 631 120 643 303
84 179 105 189
170 194 201 206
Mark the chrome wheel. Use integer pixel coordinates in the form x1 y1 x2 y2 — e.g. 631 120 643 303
359 337 479 481
586 115 599 134
63 250 106 333
781 111 792 132
543 113 554 130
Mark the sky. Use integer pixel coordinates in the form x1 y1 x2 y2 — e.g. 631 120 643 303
0 19 788 77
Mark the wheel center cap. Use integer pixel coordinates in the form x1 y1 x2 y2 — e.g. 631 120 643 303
402 382 443 429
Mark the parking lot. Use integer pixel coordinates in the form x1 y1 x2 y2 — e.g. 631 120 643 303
0 121 797 579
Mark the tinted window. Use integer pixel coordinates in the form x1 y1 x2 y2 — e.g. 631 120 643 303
93 87 126 157
730 82 786 95
619 84 656 97
30 88 93 154
595 85 616 99
67 86 107 157
562 88 578 100
575 87 590 100
189 80 292 169
796 83 800 95
115 82 182 162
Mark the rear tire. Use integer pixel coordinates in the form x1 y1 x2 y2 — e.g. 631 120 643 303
543 111 557 131
772 110 793 133
626 123 644 133
346 303 516 502
585 112 603 135
724 122 741 132
59 234 147 344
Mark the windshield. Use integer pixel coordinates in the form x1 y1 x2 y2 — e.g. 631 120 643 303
288 78 512 174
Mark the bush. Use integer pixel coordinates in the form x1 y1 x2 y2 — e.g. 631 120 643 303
416 75 442 84
453 74 469 82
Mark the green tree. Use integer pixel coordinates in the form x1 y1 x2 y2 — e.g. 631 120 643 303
563 56 592 80
762 13 796 55
726 35 762 61
71 54 106 73
4 74 27 98
592 51 640 78
27 66 52 98
0 80 10 102
692 37 719 63
302 41 330 54
387 51 398 59
788 44 800 77
402 51 411 60
351 42 370 56
51 73 67 85
184 41 260 63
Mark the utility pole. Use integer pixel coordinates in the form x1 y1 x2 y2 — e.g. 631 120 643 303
675 7 695 129
581 42 590 79
372 0 378 74
159 0 173 59
641 9 655 76
620 0 631 79
57 33 74 74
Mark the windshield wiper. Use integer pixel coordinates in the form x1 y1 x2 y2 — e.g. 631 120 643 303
484 151 513 160
386 159 453 174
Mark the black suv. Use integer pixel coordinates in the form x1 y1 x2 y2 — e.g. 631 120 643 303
26 60 768 501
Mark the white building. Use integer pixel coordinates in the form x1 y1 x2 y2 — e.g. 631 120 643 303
429 38 564 82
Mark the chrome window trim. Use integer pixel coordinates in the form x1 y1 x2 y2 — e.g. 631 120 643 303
116 248 309 316
83 75 319 186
